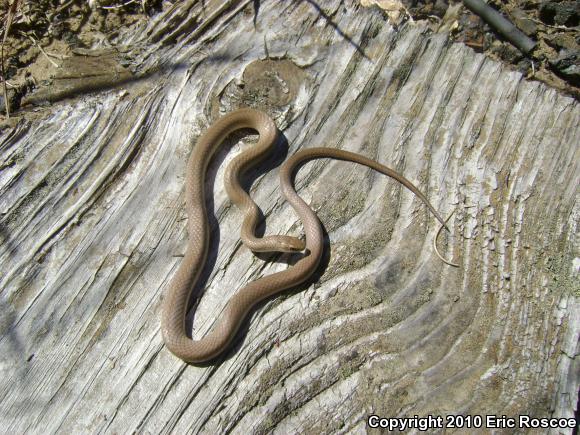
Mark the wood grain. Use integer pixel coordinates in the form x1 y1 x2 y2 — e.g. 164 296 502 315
0 1 578 433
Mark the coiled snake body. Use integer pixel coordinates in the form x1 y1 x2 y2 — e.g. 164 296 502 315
161 108 448 363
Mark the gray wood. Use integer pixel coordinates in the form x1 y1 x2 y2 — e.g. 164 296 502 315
0 1 578 433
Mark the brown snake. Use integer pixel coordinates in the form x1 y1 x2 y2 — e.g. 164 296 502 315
161 108 451 363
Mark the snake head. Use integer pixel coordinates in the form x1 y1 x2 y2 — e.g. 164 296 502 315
246 235 306 253
274 235 306 253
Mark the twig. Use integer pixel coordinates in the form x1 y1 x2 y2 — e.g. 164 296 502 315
462 0 536 55
100 0 138 9
426 14 442 23
465 40 484 49
1 0 20 118
54 0 76 14
529 17 578 32
22 32 59 68
434 209 460 268
1 0 20 117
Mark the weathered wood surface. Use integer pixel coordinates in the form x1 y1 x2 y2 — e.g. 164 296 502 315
1 1 578 433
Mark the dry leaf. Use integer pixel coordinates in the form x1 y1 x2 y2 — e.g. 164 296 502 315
360 0 408 23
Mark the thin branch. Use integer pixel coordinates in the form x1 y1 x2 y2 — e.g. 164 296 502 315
462 0 536 55
22 32 59 68
1 0 20 118
54 0 76 14
100 0 138 9
529 17 579 32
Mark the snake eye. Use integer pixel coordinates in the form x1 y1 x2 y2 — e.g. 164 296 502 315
283 237 305 253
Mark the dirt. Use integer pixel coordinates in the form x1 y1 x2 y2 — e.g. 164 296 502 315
0 0 165 120
0 0 577 125
397 0 579 98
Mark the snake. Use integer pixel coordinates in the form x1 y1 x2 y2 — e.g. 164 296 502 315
161 108 452 363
